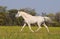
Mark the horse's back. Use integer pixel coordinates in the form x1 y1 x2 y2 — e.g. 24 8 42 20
33 16 45 22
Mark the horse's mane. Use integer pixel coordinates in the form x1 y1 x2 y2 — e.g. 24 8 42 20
21 11 33 17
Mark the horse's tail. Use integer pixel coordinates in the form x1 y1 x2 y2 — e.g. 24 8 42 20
44 17 53 23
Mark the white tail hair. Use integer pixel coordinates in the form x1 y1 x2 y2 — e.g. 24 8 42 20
44 17 52 23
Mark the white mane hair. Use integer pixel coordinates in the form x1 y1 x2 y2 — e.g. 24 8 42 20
19 11 33 17
15 11 51 32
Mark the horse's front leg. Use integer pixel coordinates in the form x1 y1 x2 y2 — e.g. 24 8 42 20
20 23 26 32
27 23 34 32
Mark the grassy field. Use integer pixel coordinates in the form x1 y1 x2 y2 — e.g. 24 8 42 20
0 26 60 39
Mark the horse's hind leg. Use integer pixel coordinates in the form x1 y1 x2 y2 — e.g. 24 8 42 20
43 23 49 32
28 23 34 32
21 23 26 32
35 23 41 32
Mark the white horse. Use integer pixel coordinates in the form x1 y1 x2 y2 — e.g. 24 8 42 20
15 11 51 32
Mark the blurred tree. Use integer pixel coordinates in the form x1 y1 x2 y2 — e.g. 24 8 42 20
0 12 6 25
0 6 7 12
8 9 18 25
55 12 60 23
0 6 7 25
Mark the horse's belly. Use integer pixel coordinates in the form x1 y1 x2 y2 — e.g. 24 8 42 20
29 19 37 23
25 18 37 24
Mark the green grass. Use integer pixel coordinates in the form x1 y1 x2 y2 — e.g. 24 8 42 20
0 26 60 39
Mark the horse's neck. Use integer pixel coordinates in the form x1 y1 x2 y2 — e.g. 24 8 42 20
22 12 33 18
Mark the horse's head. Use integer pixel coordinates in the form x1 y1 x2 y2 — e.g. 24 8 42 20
15 11 22 17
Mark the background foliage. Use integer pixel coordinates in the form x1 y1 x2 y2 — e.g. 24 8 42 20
0 6 60 27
